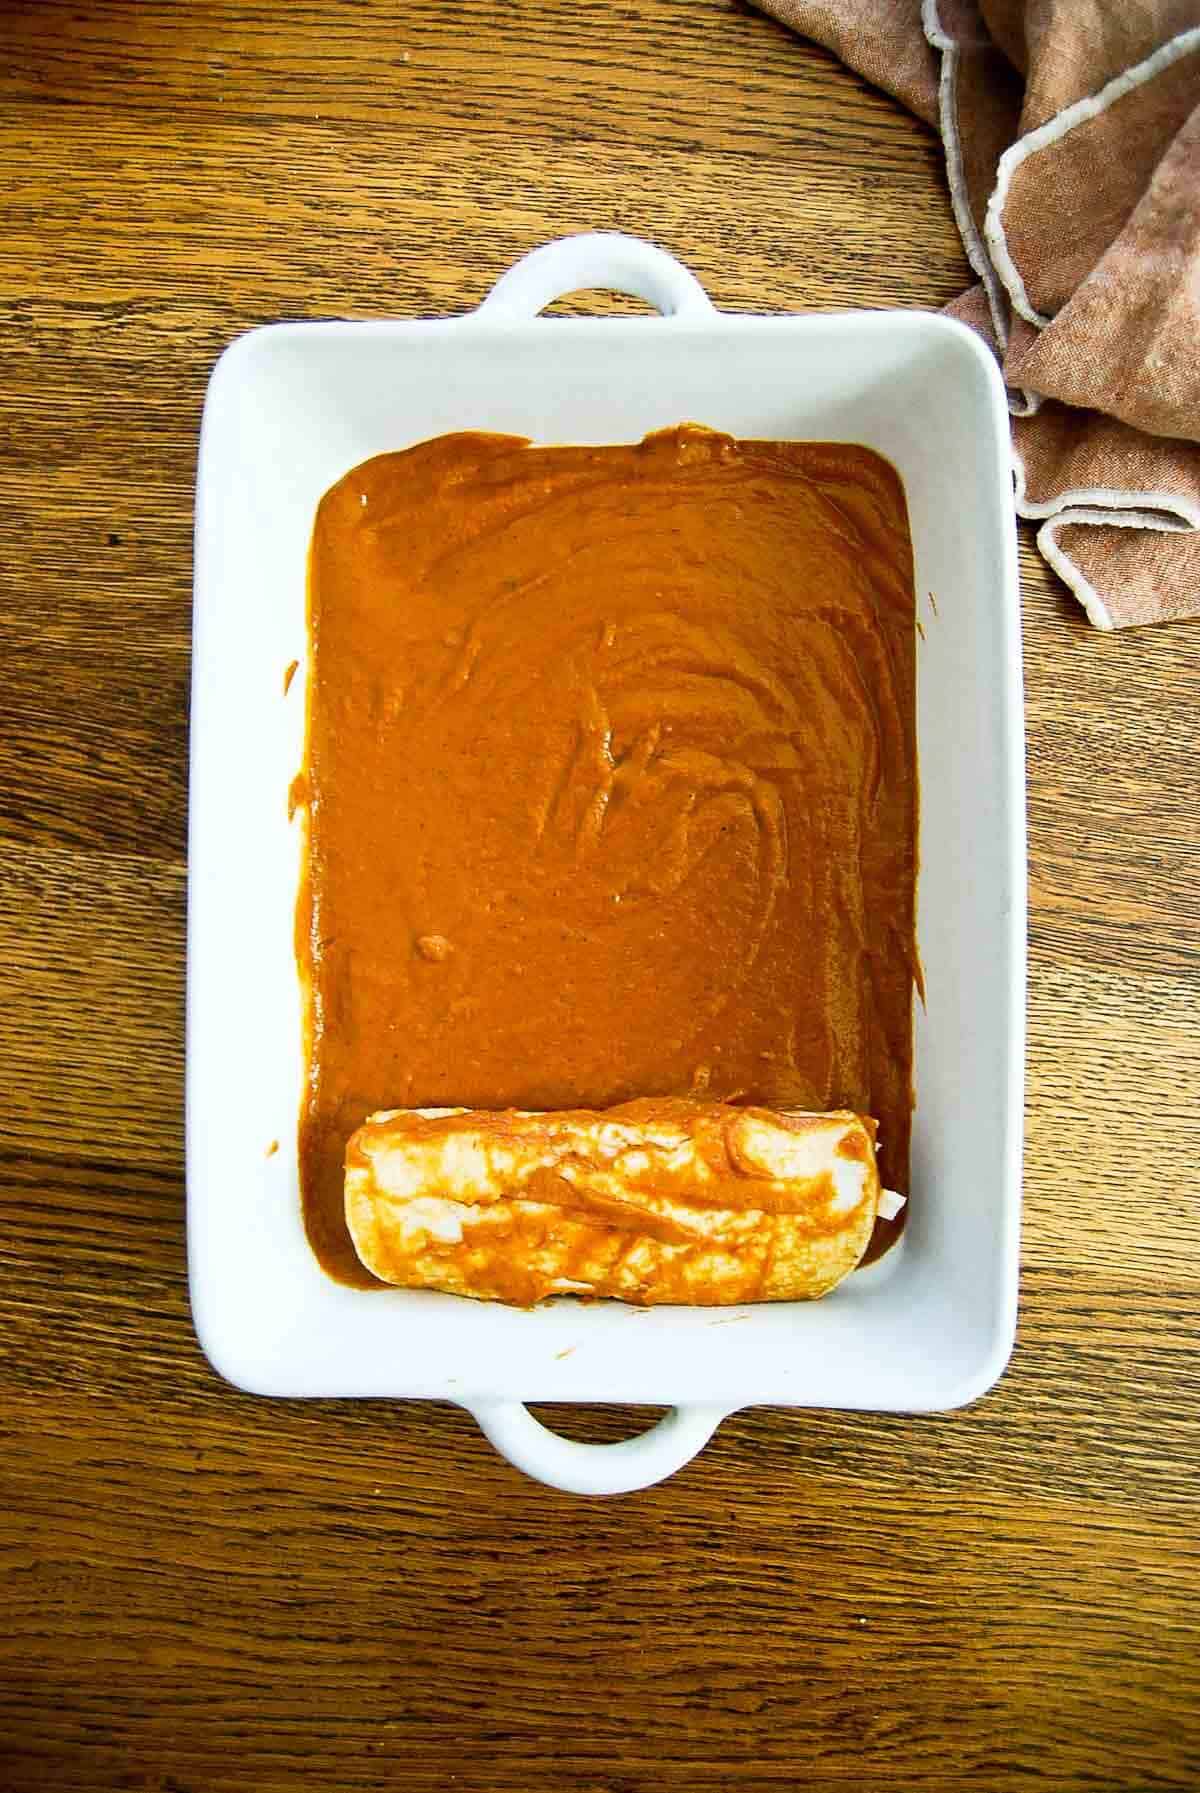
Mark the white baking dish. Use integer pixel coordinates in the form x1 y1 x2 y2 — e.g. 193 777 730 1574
188 232 1024 1495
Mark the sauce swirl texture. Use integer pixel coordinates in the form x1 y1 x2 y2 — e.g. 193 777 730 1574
299 425 917 1286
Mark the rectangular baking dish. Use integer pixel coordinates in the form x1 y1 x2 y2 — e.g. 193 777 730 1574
188 232 1025 1495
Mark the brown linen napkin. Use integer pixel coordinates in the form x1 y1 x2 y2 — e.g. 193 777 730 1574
756 0 1200 627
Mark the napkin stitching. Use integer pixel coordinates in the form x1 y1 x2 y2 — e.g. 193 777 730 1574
985 28 1200 331
922 0 1010 350
1037 508 1196 632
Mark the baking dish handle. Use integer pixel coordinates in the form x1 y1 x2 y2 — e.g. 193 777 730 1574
473 231 716 322
469 1399 730 1496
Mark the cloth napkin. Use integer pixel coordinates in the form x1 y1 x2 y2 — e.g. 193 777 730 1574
756 0 1200 627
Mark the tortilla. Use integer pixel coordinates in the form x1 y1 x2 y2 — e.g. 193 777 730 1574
344 1099 893 1306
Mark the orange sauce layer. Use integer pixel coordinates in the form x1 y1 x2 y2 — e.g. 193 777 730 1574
299 426 917 1286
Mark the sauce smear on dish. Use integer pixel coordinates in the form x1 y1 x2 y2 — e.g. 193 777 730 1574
298 425 917 1286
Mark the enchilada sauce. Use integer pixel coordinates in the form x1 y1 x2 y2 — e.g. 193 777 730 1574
299 426 917 1287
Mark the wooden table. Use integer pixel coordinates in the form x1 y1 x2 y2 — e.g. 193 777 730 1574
3 3 1198 1787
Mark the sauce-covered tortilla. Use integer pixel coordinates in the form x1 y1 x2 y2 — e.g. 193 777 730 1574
344 1101 889 1306
298 425 917 1286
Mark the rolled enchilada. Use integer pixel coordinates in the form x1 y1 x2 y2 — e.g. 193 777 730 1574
344 1099 898 1306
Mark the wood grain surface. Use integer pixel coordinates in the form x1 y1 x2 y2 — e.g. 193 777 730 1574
2 2 1198 1789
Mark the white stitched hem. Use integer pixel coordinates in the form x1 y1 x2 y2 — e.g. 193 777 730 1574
1037 508 1194 632
1012 437 1198 628
984 28 1200 329
922 0 1012 349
